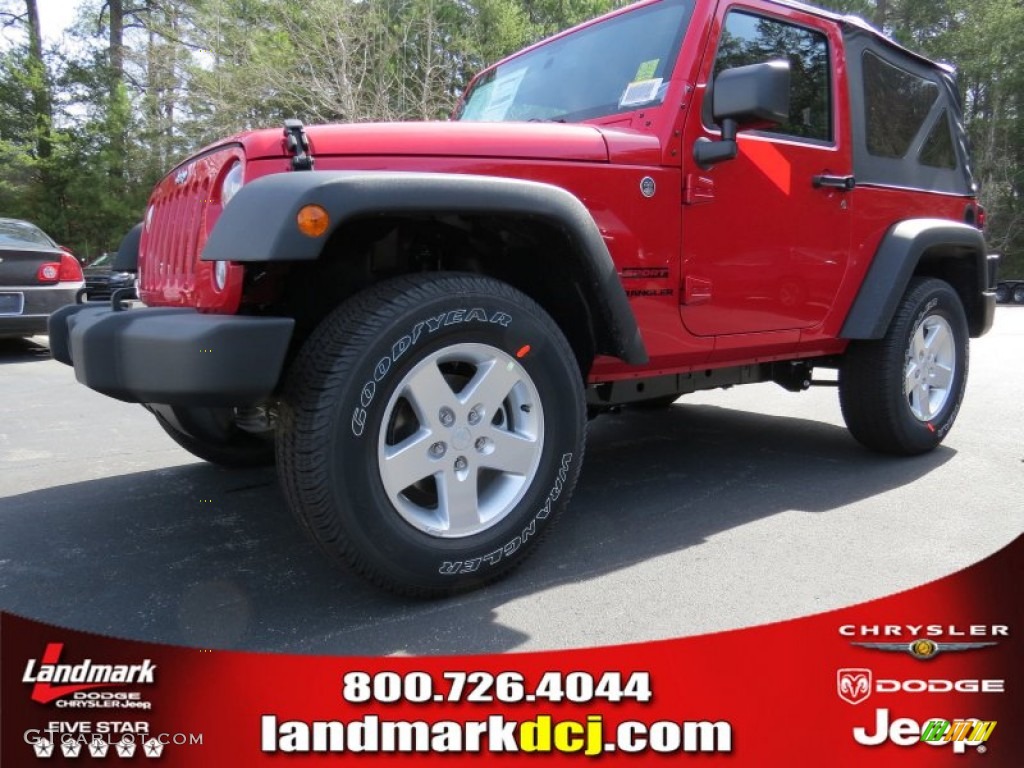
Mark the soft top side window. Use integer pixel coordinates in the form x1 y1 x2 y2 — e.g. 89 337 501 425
862 51 939 159
844 29 974 195
919 110 957 169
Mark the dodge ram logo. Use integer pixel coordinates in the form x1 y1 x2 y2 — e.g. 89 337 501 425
838 668 872 705
175 166 189 185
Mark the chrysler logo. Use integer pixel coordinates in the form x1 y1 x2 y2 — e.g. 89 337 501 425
851 639 997 660
175 166 190 185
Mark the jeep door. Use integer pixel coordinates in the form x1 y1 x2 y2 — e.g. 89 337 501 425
680 3 852 343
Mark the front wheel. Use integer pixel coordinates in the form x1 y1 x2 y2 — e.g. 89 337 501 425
276 274 586 596
839 277 969 455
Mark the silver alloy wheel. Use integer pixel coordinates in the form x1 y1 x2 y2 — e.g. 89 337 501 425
377 342 544 538
904 314 956 422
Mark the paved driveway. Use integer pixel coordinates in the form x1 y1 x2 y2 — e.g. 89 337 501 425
1 309 1021 655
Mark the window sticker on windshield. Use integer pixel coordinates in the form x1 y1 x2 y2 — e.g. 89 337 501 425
619 78 662 107
479 67 528 121
634 59 659 81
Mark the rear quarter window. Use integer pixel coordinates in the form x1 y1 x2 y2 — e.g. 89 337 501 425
844 30 974 195
918 110 957 169
862 51 938 159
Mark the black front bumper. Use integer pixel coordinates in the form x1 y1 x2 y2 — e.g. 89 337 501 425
49 304 294 406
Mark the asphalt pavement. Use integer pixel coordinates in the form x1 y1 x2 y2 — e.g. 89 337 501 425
1 308 1022 656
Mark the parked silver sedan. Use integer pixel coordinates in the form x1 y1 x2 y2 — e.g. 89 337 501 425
0 218 84 338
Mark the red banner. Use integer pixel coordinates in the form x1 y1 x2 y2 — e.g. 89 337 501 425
3 535 1021 765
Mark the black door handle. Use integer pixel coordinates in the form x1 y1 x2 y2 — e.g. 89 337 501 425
813 174 856 191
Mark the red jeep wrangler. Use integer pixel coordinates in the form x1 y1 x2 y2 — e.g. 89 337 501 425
51 0 998 595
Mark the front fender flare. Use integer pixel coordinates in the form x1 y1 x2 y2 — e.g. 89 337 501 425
202 171 647 365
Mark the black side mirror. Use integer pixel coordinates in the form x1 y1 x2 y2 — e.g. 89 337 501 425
694 60 791 167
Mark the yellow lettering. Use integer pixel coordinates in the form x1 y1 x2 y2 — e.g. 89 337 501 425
520 716 551 753
553 721 584 753
585 716 603 757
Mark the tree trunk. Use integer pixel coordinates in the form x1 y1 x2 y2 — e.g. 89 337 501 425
24 0 51 159
873 0 889 30
109 0 124 84
109 0 125 179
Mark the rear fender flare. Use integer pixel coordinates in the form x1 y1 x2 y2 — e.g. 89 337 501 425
841 219 990 339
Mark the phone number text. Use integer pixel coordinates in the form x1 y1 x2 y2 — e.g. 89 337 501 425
342 671 652 705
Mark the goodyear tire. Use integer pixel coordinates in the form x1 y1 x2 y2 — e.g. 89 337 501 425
276 273 586 596
839 277 968 455
153 406 275 468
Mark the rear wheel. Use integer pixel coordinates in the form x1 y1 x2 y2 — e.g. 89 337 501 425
153 405 275 468
839 278 968 455
1013 285 1024 305
276 273 586 596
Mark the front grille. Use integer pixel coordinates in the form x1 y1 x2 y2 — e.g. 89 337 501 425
139 146 240 307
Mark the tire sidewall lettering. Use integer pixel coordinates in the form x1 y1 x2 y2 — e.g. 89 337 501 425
281 275 585 594
439 452 573 576
332 290 581 586
906 297 940 359
350 308 513 438
351 407 367 437
360 381 375 407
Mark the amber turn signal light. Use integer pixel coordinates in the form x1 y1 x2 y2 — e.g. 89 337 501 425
297 205 329 237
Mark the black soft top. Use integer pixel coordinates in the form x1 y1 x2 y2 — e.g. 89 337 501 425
767 0 954 73
767 0 974 195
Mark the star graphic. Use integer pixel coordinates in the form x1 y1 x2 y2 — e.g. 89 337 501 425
61 739 83 757
116 739 137 758
89 738 110 758
143 738 165 758
33 738 54 758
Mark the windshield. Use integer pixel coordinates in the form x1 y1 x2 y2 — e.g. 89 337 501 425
457 0 693 124
0 219 56 248
90 253 113 268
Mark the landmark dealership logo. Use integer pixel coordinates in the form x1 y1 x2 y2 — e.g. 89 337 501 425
22 643 156 704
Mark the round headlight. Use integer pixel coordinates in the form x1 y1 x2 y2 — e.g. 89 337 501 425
220 161 244 207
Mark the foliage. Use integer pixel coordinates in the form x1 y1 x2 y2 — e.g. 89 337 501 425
0 0 1019 274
